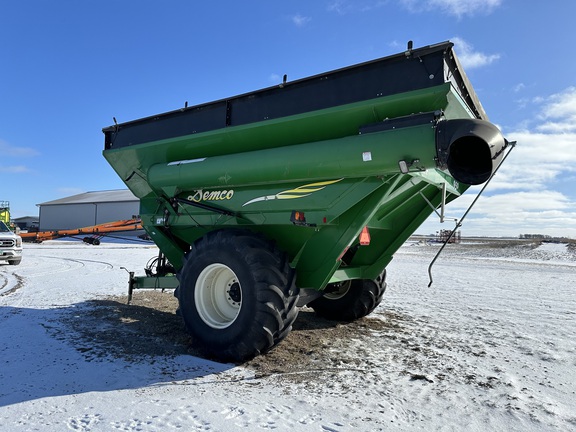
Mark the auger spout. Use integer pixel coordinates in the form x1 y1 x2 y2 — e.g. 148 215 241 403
436 119 507 186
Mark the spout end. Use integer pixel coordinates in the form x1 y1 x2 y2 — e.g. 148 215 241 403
436 119 507 186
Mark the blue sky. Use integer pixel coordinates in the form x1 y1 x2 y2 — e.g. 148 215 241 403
1 0 575 237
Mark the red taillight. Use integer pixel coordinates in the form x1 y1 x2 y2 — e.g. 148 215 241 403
290 210 306 225
359 226 370 245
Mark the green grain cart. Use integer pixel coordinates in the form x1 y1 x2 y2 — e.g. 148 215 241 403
103 41 510 361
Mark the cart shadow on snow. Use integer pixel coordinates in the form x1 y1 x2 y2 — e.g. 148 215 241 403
0 295 409 408
0 300 232 408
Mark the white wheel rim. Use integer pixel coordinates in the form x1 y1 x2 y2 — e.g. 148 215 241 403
195 263 242 329
324 280 351 300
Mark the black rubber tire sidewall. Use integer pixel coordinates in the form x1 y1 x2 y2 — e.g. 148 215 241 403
309 271 387 321
177 229 299 362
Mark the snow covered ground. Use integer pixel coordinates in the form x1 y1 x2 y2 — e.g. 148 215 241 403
0 239 574 431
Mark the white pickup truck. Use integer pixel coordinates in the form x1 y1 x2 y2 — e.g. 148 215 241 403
0 221 22 265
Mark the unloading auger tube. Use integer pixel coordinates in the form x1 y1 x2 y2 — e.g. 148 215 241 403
145 115 506 193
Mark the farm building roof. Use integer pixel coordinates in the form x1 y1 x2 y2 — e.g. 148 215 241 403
38 190 137 206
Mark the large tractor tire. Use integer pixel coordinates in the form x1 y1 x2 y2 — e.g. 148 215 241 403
176 229 299 362
308 271 386 321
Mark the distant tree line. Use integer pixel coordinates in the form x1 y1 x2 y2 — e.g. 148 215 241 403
519 234 552 239
519 234 574 243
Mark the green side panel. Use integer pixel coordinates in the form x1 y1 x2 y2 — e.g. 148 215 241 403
291 171 468 289
133 167 467 291
102 84 454 198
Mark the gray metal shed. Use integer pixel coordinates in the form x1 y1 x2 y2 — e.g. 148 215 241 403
13 216 39 231
38 190 139 231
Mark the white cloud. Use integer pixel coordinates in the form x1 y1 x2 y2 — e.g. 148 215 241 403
0 139 40 157
476 129 575 196
420 189 576 238
327 0 348 14
360 1 390 12
291 14 311 27
451 37 500 69
329 0 501 17
537 86 576 133
449 190 572 214
505 131 576 165
495 88 576 192
513 83 526 93
401 0 502 17
0 165 30 173
327 1 388 14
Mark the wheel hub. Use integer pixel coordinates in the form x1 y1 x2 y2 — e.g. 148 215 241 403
228 282 242 303
323 280 351 300
195 263 242 329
